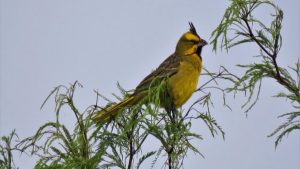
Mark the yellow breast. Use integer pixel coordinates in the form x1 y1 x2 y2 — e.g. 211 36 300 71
167 54 202 107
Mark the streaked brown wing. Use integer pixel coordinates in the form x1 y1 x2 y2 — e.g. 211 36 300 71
134 53 181 93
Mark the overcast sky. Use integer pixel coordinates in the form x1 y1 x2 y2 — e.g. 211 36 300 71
1 0 299 168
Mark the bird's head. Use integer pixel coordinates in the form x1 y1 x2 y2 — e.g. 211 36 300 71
175 22 207 57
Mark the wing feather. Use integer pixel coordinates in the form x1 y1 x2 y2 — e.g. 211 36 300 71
134 53 181 93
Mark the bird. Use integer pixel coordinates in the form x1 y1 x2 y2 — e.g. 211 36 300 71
94 22 207 123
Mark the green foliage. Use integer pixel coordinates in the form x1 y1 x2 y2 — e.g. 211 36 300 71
0 130 18 169
18 81 106 169
211 0 300 146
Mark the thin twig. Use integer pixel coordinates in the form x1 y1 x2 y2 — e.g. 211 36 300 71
242 17 300 98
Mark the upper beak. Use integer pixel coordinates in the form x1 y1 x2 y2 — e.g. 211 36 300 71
198 39 208 47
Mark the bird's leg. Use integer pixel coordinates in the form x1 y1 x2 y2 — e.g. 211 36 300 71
165 102 176 123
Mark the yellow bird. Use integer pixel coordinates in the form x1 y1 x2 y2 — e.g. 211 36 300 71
94 23 207 122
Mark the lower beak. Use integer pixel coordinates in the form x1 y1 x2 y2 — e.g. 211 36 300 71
198 39 208 47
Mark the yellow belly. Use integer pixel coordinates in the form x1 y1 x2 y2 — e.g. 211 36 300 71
167 55 202 107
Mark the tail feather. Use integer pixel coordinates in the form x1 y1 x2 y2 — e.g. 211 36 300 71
94 96 135 123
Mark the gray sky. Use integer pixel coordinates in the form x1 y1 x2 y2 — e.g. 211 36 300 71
0 0 299 168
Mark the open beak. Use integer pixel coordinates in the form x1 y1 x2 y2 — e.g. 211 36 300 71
198 39 208 47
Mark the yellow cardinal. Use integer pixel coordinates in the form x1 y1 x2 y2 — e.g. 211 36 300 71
94 23 207 122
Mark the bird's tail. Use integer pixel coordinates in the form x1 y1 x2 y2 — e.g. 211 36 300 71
93 96 135 123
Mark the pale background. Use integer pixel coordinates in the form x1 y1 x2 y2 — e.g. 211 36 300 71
0 0 299 168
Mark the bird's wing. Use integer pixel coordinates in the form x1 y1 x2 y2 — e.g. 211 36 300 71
134 53 181 93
